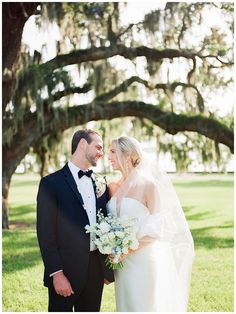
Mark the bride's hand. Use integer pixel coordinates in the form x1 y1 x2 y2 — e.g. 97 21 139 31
108 253 126 264
118 253 127 262
109 249 134 264
108 254 116 264
120 248 136 260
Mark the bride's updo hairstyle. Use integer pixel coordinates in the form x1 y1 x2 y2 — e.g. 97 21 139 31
112 136 143 177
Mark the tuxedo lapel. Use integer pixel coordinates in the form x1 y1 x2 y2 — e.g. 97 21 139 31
62 163 85 207
91 176 99 214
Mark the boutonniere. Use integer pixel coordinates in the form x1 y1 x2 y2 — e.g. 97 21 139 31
91 173 107 198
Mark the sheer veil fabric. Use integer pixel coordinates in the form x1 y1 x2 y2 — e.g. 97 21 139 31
113 153 195 311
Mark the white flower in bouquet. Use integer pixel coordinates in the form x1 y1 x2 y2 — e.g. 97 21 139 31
100 246 112 255
108 232 116 240
115 231 125 238
122 247 129 254
99 221 111 233
85 210 139 269
85 225 95 233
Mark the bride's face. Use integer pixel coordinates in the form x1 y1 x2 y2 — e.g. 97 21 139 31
108 143 121 171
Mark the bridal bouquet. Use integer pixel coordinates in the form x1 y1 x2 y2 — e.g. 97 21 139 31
85 210 139 269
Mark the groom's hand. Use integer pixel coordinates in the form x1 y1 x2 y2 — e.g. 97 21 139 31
104 278 111 285
53 272 74 297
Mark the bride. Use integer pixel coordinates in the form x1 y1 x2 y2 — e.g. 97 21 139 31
107 136 194 312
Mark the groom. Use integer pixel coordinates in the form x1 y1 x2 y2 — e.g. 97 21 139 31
37 129 114 312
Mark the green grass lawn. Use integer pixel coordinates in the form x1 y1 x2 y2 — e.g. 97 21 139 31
2 173 234 312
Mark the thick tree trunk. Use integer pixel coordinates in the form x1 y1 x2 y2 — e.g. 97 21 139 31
2 175 11 229
2 112 40 228
2 152 30 229
2 155 24 229
2 2 39 111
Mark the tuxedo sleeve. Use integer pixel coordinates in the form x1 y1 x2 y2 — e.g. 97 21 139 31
36 177 63 276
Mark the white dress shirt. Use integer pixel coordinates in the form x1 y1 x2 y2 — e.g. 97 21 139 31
68 160 97 251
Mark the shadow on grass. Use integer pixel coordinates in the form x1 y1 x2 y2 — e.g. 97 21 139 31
183 206 216 221
192 224 234 249
3 249 41 274
9 205 36 228
186 211 216 221
10 204 35 217
174 179 233 188
11 180 40 188
2 230 41 273
182 206 194 213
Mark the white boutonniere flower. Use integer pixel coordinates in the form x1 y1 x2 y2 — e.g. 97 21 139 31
91 173 107 198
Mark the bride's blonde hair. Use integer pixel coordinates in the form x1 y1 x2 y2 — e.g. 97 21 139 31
112 136 142 177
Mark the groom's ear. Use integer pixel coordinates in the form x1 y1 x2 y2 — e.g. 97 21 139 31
78 138 87 150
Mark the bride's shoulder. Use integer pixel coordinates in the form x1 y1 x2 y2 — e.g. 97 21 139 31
142 177 158 192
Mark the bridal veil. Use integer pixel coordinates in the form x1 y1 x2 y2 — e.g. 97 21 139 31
113 137 195 311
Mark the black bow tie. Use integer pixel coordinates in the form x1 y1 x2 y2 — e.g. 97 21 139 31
78 169 93 179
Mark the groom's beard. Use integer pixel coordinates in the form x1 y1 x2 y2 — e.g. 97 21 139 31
85 151 98 167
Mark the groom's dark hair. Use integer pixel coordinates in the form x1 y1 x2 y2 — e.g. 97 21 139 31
71 129 99 154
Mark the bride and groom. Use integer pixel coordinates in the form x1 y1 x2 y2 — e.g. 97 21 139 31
37 129 194 312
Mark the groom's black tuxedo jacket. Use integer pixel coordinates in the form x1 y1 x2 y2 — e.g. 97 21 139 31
36 163 114 293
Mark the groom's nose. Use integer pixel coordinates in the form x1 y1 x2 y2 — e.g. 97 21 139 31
97 150 103 158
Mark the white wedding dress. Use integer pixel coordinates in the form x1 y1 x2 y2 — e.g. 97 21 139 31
107 196 187 312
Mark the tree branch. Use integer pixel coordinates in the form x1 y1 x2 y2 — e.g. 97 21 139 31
187 57 196 83
50 83 92 102
116 21 143 41
87 101 232 151
2 78 204 144
169 82 204 112
4 101 233 162
95 76 147 101
94 76 204 112
40 45 204 73
15 45 233 106
201 54 233 66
